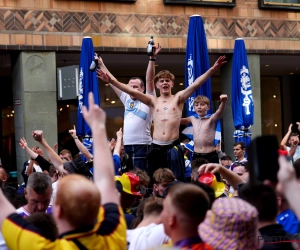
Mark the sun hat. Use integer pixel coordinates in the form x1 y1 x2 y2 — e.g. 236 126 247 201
198 172 225 198
199 198 259 250
115 172 141 196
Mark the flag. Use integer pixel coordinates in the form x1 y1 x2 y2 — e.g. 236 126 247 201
183 15 221 147
231 38 254 147
78 36 100 159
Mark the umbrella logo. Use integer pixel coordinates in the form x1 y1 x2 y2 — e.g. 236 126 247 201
188 97 195 112
187 54 194 86
240 66 253 115
78 68 84 114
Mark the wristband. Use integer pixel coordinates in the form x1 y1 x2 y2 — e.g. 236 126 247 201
150 58 156 61
73 136 78 140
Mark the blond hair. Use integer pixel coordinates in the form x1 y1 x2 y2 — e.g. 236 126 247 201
55 175 100 228
194 95 210 106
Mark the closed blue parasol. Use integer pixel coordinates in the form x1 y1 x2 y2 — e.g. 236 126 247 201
183 15 221 147
231 38 254 147
77 37 100 158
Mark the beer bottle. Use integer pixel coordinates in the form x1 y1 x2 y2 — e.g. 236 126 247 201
89 53 99 72
147 36 154 56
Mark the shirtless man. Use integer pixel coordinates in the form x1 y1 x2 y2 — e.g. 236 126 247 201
181 94 227 163
96 45 161 171
97 56 226 182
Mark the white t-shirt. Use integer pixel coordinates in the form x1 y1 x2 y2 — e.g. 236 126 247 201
286 146 300 162
25 160 43 173
50 181 58 206
127 223 170 250
120 91 155 145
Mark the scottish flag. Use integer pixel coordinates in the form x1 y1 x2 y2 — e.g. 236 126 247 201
182 15 221 147
232 38 254 147
78 37 100 159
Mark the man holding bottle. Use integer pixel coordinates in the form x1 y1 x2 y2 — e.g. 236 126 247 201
97 42 162 172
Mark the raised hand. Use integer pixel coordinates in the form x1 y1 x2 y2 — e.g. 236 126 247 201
96 69 112 83
116 128 123 139
212 56 226 71
278 155 296 184
95 55 104 68
296 122 300 132
153 43 162 57
198 163 222 174
108 138 116 151
82 92 106 131
19 137 28 149
288 123 293 133
32 130 43 142
220 94 228 102
69 125 77 139
52 143 58 151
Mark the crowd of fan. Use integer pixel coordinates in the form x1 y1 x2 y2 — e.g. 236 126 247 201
0 98 300 250
0 45 300 249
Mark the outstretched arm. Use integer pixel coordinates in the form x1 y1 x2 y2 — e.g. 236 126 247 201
0 189 15 230
177 56 226 103
69 125 93 160
146 43 161 94
198 163 244 190
113 128 123 157
82 92 119 205
181 117 192 125
32 131 66 175
211 94 228 121
280 123 292 150
19 138 38 159
97 69 153 107
97 56 122 97
278 156 300 219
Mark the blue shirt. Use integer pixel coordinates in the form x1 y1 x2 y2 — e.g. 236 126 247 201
277 208 300 234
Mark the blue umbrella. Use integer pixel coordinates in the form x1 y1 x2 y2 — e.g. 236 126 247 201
231 38 254 147
78 36 100 159
183 15 221 147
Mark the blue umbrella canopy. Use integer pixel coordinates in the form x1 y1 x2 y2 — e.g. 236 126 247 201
183 15 221 146
231 38 254 147
77 37 100 158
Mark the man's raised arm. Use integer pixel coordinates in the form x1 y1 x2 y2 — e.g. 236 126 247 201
97 57 122 97
97 69 153 107
178 56 226 103
146 43 161 94
82 92 119 205
32 131 66 175
69 125 93 160
280 123 292 150
211 94 228 122
0 188 15 230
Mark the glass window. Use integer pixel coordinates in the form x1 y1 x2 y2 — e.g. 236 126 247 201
164 0 235 7
259 0 300 9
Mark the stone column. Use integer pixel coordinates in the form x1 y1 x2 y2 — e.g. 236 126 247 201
221 54 261 159
12 52 57 183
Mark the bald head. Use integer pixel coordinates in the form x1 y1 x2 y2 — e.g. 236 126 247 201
55 175 100 228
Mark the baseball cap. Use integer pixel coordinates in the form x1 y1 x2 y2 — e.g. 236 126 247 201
115 172 141 196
